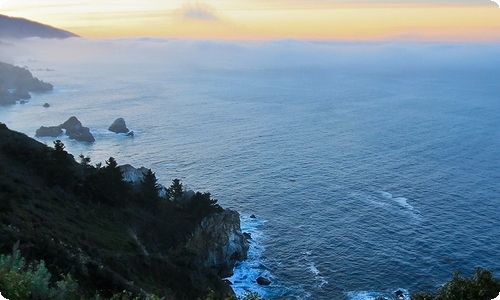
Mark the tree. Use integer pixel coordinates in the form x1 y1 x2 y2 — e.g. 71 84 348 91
187 192 222 220
79 154 91 167
47 140 74 187
139 169 160 208
411 268 500 300
53 140 66 153
167 179 183 202
84 157 131 205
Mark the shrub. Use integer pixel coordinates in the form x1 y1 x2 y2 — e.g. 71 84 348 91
0 246 78 300
412 268 500 300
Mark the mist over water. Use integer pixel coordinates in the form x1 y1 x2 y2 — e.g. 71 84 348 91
1 39 500 299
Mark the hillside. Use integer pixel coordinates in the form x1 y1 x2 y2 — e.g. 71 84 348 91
0 14 78 39
0 123 249 299
0 61 53 105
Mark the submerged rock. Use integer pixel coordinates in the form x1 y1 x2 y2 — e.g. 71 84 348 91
108 118 129 134
43 103 50 108
186 209 249 278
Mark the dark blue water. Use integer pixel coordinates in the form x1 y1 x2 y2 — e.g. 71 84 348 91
1 40 499 299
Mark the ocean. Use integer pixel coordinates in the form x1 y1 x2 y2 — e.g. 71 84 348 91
1 39 499 300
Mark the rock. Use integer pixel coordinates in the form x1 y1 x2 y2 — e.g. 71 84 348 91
243 232 252 240
43 103 50 108
0 87 15 105
67 126 94 142
256 276 271 286
35 126 62 137
60 116 95 142
395 290 404 298
250 214 256 219
19 99 27 104
60 116 83 132
119 164 167 197
12 87 31 100
108 118 129 134
119 164 149 184
126 131 134 137
186 209 249 278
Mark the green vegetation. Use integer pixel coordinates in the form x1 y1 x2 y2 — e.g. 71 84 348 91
0 123 246 299
412 269 500 300
0 247 260 300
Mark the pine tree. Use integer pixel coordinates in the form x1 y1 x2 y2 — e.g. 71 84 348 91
140 169 160 208
167 179 183 202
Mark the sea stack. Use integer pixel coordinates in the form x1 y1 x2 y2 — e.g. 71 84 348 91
108 118 129 134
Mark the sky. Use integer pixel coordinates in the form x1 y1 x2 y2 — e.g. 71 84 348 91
0 0 500 41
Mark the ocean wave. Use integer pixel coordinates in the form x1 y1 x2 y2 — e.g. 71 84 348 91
302 251 329 289
347 288 410 300
351 190 422 222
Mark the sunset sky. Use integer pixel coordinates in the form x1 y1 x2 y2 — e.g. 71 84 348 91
1 0 500 41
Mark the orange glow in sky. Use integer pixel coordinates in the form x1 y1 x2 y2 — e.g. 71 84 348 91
1 1 500 41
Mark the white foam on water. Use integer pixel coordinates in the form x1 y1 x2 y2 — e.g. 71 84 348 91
303 251 329 289
230 215 310 299
229 214 273 298
351 190 422 221
347 288 410 300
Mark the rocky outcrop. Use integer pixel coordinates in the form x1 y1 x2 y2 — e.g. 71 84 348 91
257 276 271 286
119 164 167 197
12 87 31 100
35 126 62 137
0 87 15 105
108 118 129 134
35 116 95 142
0 61 53 105
186 209 249 278
60 116 95 142
120 164 149 183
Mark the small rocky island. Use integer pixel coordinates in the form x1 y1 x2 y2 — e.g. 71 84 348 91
0 61 53 105
36 116 95 142
109 117 134 136
0 123 250 299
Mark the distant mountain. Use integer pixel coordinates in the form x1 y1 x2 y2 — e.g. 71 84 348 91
0 14 79 39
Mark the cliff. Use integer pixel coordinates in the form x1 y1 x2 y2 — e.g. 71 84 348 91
187 210 249 278
0 123 248 299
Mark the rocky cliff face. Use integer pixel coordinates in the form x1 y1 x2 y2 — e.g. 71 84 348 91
187 209 249 278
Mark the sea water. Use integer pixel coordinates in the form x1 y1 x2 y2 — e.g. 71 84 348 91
1 40 499 300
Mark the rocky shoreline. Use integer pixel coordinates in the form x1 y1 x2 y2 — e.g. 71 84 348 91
0 61 253 298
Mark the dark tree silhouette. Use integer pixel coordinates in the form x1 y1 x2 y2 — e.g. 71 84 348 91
140 169 160 209
167 178 183 202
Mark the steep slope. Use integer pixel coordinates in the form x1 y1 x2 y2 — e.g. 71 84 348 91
0 123 248 299
0 14 79 39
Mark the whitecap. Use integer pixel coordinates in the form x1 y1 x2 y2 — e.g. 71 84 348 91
347 288 410 300
351 190 422 221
